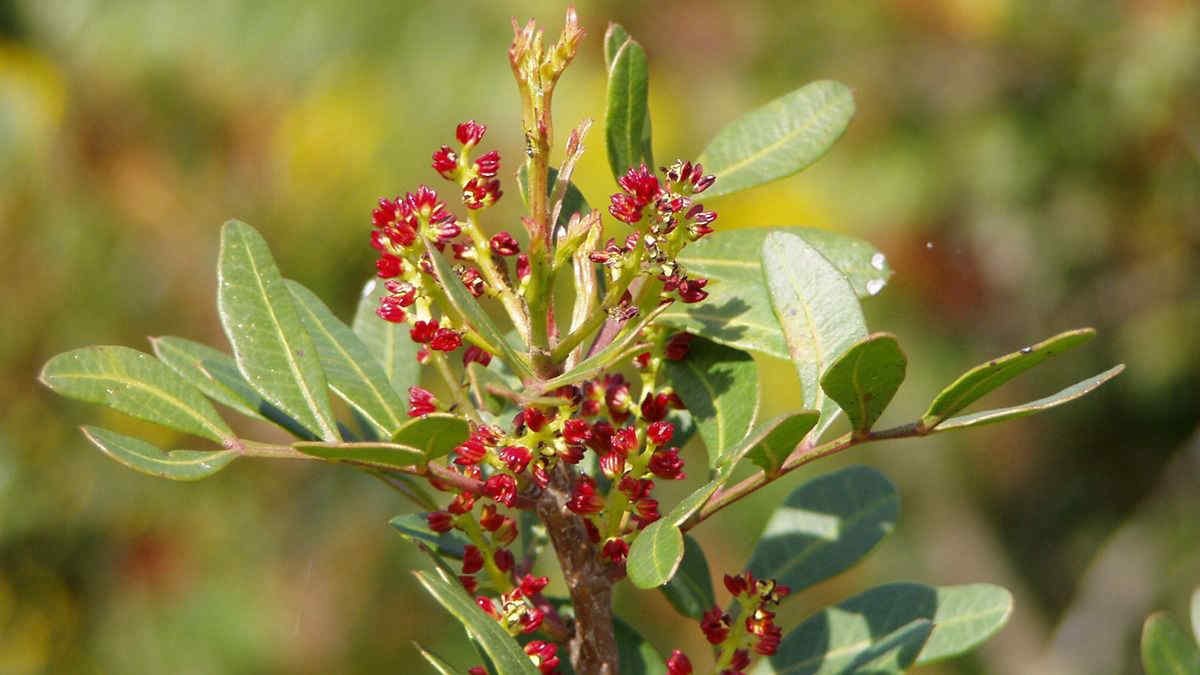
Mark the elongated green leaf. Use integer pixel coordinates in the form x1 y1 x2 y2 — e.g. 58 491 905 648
820 333 907 434
747 466 898 594
539 303 670 391
664 336 759 468
293 441 423 469
756 583 1011 674
605 23 651 180
745 411 820 475
414 643 457 675
660 228 888 360
614 615 668 675
285 280 407 437
41 346 233 442
934 364 1124 431
201 357 318 439
628 415 803 588
1192 588 1199 644
217 221 339 440
604 24 653 175
1142 612 1200 675
516 165 590 230
764 232 868 441
81 426 236 481
414 570 539 675
758 619 932 675
659 535 715 620
699 80 854 199
425 243 533 380
392 413 469 459
389 513 472 559
921 328 1098 429
150 336 266 420
352 278 422 397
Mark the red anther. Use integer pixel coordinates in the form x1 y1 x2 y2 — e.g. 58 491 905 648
647 420 674 446
376 295 407 323
375 254 404 278
410 319 438 344
519 574 549 597
566 476 603 515
456 120 487 146
432 145 458 178
498 445 531 474
618 163 663 207
454 438 487 465
483 474 518 507
473 150 500 178
489 231 521 256
407 386 438 416
611 427 638 456
429 328 463 352
562 418 593 444
608 192 643 224
648 447 686 480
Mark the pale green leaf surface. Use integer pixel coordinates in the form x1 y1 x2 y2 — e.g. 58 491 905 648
1141 612 1200 675
763 232 868 441
699 81 854 199
391 413 469 459
81 426 236 481
217 221 339 440
414 643 456 675
934 364 1124 431
352 278 422 397
820 333 907 434
292 441 423 469
202 356 319 439
747 465 898 594
659 228 887 361
285 280 406 437
605 24 651 180
413 570 539 675
664 336 759 468
41 345 233 442
150 336 265 421
922 328 1098 428
659 535 715 620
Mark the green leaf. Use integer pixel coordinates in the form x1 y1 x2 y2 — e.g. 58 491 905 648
285 280 407 437
746 466 898 594
763 232 868 441
81 426 236 481
538 302 670 391
659 228 887 361
744 411 820 476
659 535 715 620
698 80 854 199
627 414 804 589
934 364 1124 431
614 615 668 675
424 243 534 381
414 643 457 675
604 23 652 181
351 278 422 397
392 413 469 459
921 328 1098 429
413 570 539 675
1141 612 1200 675
820 333 907 434
756 583 1012 674
201 356 319 440
150 336 265 420
664 336 759 468
389 513 472 559
1192 588 1200 644
292 441 423 469
516 165 590 230
41 345 233 443
217 220 339 441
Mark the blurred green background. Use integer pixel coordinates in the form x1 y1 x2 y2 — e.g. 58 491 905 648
3 0 1198 673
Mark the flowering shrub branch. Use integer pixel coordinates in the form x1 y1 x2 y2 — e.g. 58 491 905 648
40 8 1123 674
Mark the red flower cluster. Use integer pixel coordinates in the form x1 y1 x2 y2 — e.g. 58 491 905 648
694 571 791 670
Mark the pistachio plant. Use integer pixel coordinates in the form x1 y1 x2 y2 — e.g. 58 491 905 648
40 10 1124 675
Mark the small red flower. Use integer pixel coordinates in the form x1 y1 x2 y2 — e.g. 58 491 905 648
459 267 486 297
432 146 458 179
648 448 686 480
454 438 487 465
618 164 663 207
461 575 478 595
463 177 502 209
498 445 531 474
602 537 630 564
666 650 693 675
447 490 476 515
521 406 550 433
456 120 487 146
376 295 407 323
430 327 463 352
462 545 484 574
678 277 709 303
483 474 519 507
410 319 438 344
524 640 559 673
611 427 638 456
566 476 604 515
489 231 521 256
468 667 486 675
665 332 693 360
479 504 504 531
562 418 593 444
427 511 453 533
407 387 438 417
519 574 550 596
608 192 644 224
462 345 492 367
406 185 455 226
493 548 514 573
641 392 672 422
474 150 500 178
516 253 531 281
599 451 625 479
375 254 404 278
647 420 674 446
701 607 731 644
633 497 660 528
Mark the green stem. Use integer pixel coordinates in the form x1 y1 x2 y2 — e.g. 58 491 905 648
428 349 483 426
551 251 644 362
462 212 532 346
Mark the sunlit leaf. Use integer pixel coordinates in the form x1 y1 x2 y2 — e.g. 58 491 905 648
352 278 422 397
604 23 652 181
286 280 407 437
1141 612 1200 675
747 466 898 594
763 232 868 441
81 426 236 481
659 228 887 361
744 411 820 476
41 345 233 442
699 80 854 199
391 413 469 459
659 535 715 620
664 336 758 468
217 220 339 440
413 570 539 675
921 328 1098 429
934 364 1124 431
820 333 907 434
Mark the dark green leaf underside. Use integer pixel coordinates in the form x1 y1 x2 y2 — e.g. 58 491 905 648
820 333 907 433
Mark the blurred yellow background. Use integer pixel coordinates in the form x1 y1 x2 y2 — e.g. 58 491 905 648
3 1 1198 673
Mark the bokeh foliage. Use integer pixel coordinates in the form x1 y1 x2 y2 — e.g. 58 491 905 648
3 1 1197 673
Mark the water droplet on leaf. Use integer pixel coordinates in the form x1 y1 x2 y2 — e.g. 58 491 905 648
866 279 885 296
870 253 886 271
